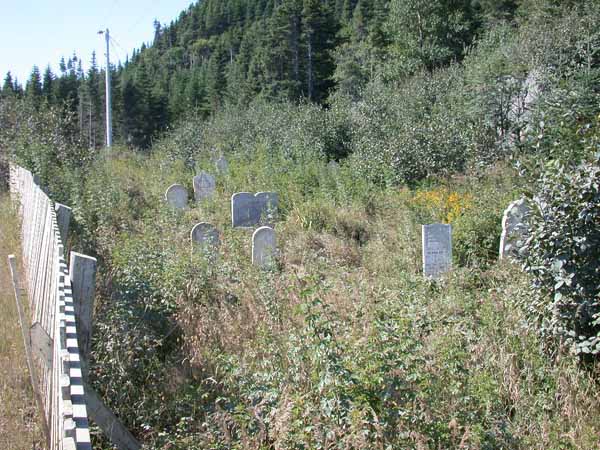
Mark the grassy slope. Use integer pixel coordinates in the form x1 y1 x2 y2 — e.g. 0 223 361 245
79 152 600 449
0 194 45 449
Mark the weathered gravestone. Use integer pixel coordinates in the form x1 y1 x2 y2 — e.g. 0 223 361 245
165 184 188 209
255 192 279 224
422 223 452 279
193 172 216 201
215 156 229 174
252 226 277 269
231 192 279 227
191 222 220 256
499 198 531 260
231 192 260 227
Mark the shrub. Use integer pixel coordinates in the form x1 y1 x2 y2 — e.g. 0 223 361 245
523 152 600 356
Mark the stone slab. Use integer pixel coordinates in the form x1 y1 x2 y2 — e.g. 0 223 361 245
165 184 188 209
252 226 276 269
193 172 216 201
499 198 531 259
422 223 452 279
191 222 220 254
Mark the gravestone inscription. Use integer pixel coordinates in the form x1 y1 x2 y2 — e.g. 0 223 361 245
165 184 188 209
252 226 276 269
422 223 452 279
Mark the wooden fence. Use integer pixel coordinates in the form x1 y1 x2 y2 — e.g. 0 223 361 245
9 164 92 450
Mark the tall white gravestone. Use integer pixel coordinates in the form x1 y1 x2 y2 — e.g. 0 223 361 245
499 198 531 259
165 184 188 209
193 172 216 201
252 226 277 269
422 223 452 279
191 222 220 257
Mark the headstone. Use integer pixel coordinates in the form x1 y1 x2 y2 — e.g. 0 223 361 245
232 192 260 227
499 198 531 260
252 226 277 269
193 172 216 201
191 222 220 256
231 192 280 228
165 184 188 209
328 160 340 171
215 156 229 174
255 192 279 224
422 223 452 279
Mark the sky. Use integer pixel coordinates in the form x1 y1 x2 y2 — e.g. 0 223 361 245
1 0 196 86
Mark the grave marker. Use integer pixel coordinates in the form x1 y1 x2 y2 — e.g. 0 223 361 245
499 198 531 259
422 223 452 279
252 226 276 269
216 156 229 174
191 222 220 256
165 184 188 209
193 172 216 201
255 191 279 224
231 192 259 227
231 192 279 228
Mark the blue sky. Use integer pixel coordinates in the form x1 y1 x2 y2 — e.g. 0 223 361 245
1 0 195 86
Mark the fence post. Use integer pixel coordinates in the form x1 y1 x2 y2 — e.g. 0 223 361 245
69 252 97 364
55 203 72 247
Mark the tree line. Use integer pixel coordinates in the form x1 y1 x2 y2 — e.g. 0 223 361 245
1 0 525 149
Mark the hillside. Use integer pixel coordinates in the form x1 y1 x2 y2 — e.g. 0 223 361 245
1 0 600 449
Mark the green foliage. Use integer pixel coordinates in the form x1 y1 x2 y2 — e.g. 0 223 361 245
523 152 600 357
346 67 493 185
4 1 600 448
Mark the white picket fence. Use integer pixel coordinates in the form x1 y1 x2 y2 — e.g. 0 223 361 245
9 164 92 450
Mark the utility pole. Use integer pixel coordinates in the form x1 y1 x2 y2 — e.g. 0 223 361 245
98 29 113 148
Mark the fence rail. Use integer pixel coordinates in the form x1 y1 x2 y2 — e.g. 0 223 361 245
9 164 91 450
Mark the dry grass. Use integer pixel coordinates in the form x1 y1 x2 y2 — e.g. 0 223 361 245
0 193 45 450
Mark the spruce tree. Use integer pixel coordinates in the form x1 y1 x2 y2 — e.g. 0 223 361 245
25 66 43 108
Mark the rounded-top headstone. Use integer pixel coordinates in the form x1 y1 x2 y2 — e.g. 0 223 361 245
252 226 277 269
193 171 216 201
191 222 220 251
165 184 188 209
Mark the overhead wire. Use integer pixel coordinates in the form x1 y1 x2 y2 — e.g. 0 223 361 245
99 0 121 28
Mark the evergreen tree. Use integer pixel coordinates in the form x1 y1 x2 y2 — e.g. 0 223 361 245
25 66 43 108
301 0 337 102
385 0 477 75
42 66 55 104
2 72 15 96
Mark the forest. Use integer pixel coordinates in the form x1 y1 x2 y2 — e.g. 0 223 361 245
1 0 600 449
4 0 523 149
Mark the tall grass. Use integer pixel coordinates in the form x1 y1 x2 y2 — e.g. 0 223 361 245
0 194 45 449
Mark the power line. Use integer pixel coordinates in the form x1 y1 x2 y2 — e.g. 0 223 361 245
100 0 121 27
126 0 162 37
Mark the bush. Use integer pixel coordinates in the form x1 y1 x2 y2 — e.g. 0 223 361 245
523 152 600 356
